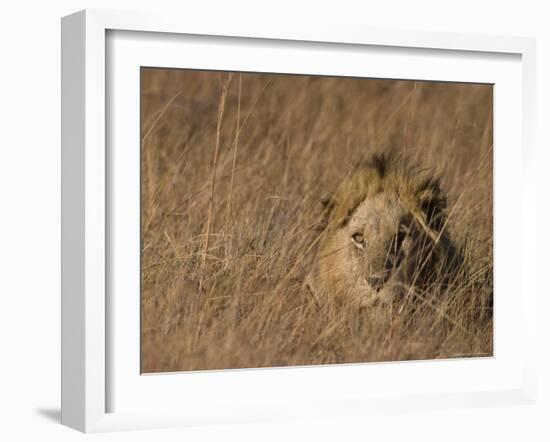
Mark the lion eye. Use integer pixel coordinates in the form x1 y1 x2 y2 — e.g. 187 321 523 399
351 232 366 248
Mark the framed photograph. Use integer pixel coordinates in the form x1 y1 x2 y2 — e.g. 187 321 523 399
61 9 537 432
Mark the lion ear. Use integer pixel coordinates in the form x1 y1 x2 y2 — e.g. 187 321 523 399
418 181 447 229
418 187 435 205
317 192 335 232
418 179 443 205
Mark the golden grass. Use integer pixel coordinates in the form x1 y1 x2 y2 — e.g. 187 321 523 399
140 68 493 373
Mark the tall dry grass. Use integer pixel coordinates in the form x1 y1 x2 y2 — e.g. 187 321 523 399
140 68 493 373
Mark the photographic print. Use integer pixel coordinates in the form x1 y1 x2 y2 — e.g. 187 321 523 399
141 68 493 373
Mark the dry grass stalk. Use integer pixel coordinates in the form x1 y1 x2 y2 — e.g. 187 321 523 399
227 73 242 220
201 74 232 286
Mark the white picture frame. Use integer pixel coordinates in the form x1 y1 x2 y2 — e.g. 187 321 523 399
61 9 537 433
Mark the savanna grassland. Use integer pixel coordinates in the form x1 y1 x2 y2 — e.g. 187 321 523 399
140 68 493 373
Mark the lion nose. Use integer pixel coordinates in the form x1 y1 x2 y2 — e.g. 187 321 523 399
367 276 385 290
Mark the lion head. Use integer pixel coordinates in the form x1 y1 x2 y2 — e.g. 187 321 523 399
308 153 461 307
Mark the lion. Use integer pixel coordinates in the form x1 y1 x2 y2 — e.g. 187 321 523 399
307 153 463 308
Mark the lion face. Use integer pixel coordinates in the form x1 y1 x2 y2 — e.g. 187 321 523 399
347 192 409 294
317 191 413 306
308 153 459 308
